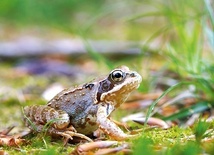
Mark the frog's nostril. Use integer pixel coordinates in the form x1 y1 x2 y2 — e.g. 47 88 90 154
130 73 136 77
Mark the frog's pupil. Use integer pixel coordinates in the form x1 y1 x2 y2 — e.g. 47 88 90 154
111 70 125 82
114 72 122 78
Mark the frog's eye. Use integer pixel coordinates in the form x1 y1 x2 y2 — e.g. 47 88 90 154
111 70 125 82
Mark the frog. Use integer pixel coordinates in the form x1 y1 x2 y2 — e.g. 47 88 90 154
23 66 142 142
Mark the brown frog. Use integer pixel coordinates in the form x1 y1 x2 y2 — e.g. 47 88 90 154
23 66 142 142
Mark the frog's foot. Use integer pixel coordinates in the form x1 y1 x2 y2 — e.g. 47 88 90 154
64 131 93 142
54 130 93 145
99 125 139 141
110 118 130 132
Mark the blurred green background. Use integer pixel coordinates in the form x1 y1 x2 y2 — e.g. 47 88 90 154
0 0 160 40
0 0 213 97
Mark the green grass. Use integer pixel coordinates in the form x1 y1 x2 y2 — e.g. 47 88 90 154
128 0 214 154
133 120 214 155
128 0 214 101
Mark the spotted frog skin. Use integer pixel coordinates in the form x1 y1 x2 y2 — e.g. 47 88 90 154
23 66 142 141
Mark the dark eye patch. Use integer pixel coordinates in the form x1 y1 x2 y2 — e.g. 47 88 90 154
96 79 114 102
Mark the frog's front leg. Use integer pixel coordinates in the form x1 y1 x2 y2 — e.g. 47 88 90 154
23 105 92 142
97 104 137 141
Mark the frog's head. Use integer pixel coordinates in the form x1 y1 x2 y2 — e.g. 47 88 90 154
97 66 142 107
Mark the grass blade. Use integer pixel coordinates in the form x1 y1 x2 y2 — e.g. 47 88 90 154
163 101 212 121
144 82 184 125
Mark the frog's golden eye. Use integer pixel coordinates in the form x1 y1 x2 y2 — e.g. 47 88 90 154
111 70 125 82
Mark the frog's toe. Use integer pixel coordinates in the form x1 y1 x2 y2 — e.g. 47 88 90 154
56 131 73 140
65 131 93 142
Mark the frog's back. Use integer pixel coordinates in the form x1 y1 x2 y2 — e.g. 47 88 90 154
48 84 99 114
47 85 99 134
